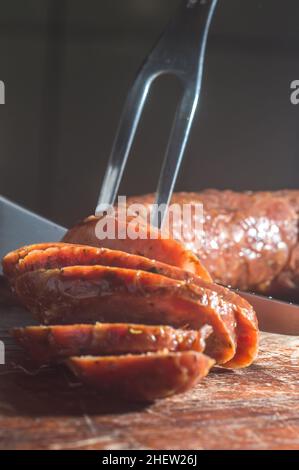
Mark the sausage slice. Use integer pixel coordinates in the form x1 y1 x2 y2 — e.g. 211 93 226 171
14 265 237 364
12 323 212 364
67 351 215 402
62 213 211 280
2 242 211 285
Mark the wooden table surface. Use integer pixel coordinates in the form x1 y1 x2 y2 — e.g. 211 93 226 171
0 297 299 450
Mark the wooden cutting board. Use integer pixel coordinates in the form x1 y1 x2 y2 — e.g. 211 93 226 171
0 297 298 450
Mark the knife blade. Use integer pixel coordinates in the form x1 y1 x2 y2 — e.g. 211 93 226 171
236 290 299 336
0 195 66 267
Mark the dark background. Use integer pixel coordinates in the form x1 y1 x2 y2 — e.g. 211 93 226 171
1 0 299 227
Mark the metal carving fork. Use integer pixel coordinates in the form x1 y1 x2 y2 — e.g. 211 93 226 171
96 0 218 227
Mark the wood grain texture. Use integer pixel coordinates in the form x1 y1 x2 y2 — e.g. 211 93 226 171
0 301 298 450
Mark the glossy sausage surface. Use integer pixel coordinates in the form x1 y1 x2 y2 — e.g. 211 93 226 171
15 265 237 365
62 212 211 281
12 323 212 364
67 351 215 402
128 190 299 300
3 242 211 286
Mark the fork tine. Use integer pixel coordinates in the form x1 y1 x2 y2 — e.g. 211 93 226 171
151 0 218 228
96 0 218 220
95 74 153 214
151 86 199 228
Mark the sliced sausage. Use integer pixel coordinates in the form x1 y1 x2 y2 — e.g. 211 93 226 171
12 323 212 364
62 213 211 281
5 243 258 368
2 242 61 282
14 265 237 365
2 242 211 286
66 351 215 402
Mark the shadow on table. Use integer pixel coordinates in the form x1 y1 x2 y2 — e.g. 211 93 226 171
0 360 147 417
